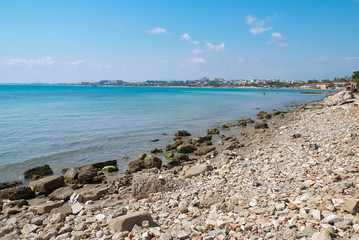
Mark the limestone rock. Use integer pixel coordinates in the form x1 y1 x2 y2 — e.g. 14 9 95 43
184 164 209 178
29 175 64 195
342 198 359 214
37 200 64 214
48 186 74 201
108 211 155 232
64 167 79 182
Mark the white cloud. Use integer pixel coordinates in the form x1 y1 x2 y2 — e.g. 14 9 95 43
87 63 112 69
345 56 359 60
148 26 168 34
246 15 257 25
188 58 206 64
238 58 244 64
181 33 199 45
255 57 262 62
5 57 55 66
267 32 288 47
246 15 269 26
250 27 272 35
69 60 84 67
206 42 225 52
192 48 203 55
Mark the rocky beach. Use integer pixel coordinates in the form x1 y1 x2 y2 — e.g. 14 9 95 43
1 91 359 240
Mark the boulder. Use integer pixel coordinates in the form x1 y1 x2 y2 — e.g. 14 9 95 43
165 154 190 169
108 211 156 232
78 165 99 184
0 186 35 200
78 186 109 203
23 165 53 179
237 120 247 127
131 169 172 199
143 156 162 169
128 159 144 173
207 128 220 134
0 180 22 190
222 122 235 128
37 200 65 214
175 130 191 137
49 187 74 201
64 167 80 182
177 144 197 154
342 198 359 214
254 122 268 129
242 117 255 124
92 159 117 169
184 164 209 178
29 175 64 195
195 146 216 156
101 165 119 172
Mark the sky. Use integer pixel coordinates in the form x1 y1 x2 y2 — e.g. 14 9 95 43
1 0 359 83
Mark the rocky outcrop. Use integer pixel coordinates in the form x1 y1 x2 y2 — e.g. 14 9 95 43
29 175 64 195
23 165 53 179
323 91 354 106
0 186 35 200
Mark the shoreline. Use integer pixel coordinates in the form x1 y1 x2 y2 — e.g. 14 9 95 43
2 91 358 239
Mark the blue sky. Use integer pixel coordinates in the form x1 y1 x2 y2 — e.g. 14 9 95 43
1 0 359 83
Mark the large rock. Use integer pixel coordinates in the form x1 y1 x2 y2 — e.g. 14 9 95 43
0 180 22 190
2 199 28 214
23 165 53 179
108 211 156 232
128 156 162 173
342 198 359 214
165 154 190 169
29 175 64 195
78 165 100 184
37 200 64 214
175 130 191 137
64 167 79 182
323 91 354 106
254 122 268 129
92 159 117 169
0 186 35 200
49 187 74 201
78 186 109 203
184 164 209 178
195 146 216 156
207 128 219 134
131 169 173 199
177 144 197 154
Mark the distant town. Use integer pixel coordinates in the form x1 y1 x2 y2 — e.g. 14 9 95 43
73 76 353 90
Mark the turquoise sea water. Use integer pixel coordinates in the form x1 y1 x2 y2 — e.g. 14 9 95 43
0 85 326 182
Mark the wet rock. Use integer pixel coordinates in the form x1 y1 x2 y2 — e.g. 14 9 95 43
29 175 64 195
92 159 117 169
184 164 209 178
150 148 163 153
207 128 220 134
109 211 155 232
64 167 79 182
237 120 247 126
101 165 119 172
0 186 35 200
177 144 197 154
23 164 53 179
175 130 191 137
222 122 235 128
78 165 100 184
143 156 162 169
242 117 255 124
0 180 22 190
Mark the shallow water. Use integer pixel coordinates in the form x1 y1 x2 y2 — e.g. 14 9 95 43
0 85 326 182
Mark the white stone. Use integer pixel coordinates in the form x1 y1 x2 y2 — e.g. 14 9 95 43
71 202 83 214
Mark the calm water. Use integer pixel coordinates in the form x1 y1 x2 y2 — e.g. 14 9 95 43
0 85 326 182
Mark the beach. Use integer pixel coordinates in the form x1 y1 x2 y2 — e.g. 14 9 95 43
1 91 359 239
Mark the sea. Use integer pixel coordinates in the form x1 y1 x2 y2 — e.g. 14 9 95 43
0 85 327 182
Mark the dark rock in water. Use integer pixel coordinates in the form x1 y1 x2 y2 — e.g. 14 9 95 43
78 165 99 184
175 130 191 137
237 120 247 127
150 139 159 142
257 111 272 119
254 122 269 129
150 147 163 153
195 146 216 156
49 186 74 201
309 143 318 150
242 117 255 124
0 186 35 200
207 128 220 134
143 156 162 169
29 175 64 195
138 152 147 160
177 144 197 154
101 165 119 172
160 133 167 135
165 152 174 160
222 122 235 129
23 165 53 179
92 159 117 169
0 180 22 190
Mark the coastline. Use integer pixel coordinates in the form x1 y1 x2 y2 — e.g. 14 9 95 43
2 91 359 239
